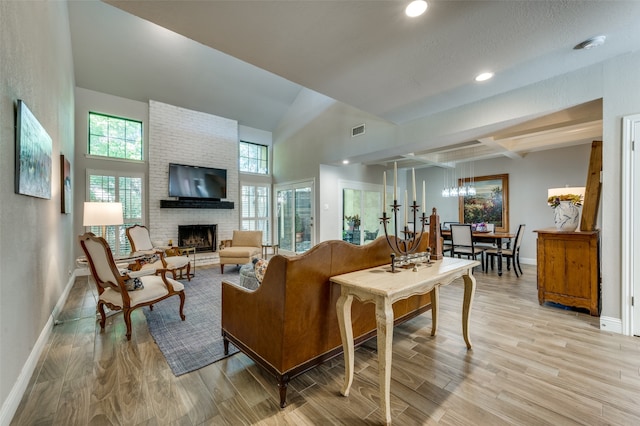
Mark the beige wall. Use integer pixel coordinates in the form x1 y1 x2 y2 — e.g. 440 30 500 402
0 1 75 422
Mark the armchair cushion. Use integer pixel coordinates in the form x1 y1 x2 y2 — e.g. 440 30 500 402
100 275 184 308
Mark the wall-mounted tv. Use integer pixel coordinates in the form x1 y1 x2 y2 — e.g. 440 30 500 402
168 163 227 200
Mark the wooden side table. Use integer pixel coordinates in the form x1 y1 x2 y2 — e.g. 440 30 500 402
262 243 279 258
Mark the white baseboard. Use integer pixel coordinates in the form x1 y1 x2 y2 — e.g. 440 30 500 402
0 270 78 426
599 316 623 334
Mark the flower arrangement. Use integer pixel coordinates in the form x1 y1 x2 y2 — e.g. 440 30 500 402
547 193 583 208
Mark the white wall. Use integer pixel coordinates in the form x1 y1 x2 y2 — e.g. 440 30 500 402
73 88 149 258
317 144 591 265
0 1 75 423
273 53 639 326
148 100 239 244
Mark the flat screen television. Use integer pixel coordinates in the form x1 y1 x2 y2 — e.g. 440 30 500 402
168 163 227 200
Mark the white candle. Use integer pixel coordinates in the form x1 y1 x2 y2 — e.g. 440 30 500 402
404 190 408 226
383 171 387 211
412 168 416 202
394 162 398 201
422 180 426 212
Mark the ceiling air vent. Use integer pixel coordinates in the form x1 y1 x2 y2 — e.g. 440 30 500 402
351 123 365 137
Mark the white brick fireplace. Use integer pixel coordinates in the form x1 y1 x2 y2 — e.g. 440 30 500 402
148 100 239 265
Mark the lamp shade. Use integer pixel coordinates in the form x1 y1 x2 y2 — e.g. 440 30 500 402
83 202 124 226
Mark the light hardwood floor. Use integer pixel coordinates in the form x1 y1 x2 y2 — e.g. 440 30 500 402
10 263 640 425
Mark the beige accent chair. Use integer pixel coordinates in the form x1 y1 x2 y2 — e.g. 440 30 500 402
126 225 191 281
219 230 263 273
79 232 185 341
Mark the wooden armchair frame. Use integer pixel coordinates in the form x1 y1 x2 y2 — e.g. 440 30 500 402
79 232 186 340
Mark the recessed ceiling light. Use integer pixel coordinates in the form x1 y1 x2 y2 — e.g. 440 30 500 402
406 1 428 17
342 160 350 165
475 72 494 82
574 35 606 50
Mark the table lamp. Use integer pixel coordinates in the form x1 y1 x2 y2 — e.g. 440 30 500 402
83 202 124 239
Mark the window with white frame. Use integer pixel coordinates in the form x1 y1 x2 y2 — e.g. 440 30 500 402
241 183 270 243
239 141 268 174
88 112 143 161
87 170 144 256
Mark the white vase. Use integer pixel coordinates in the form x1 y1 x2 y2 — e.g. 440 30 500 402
553 201 580 232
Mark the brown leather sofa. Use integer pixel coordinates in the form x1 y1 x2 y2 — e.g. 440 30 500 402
221 234 432 408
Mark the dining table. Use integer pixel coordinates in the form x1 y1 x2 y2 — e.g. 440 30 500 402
441 229 515 276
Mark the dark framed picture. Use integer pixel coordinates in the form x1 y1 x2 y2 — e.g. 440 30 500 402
15 99 52 199
60 155 71 214
458 173 509 233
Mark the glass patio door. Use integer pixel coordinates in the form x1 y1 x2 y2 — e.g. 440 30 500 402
342 184 384 245
276 181 314 254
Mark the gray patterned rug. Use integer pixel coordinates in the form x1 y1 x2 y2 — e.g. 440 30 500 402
143 265 241 376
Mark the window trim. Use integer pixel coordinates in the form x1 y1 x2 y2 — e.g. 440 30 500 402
88 111 144 161
86 168 145 256
240 182 271 244
239 140 269 175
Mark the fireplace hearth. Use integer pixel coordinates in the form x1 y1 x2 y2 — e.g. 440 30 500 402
178 224 217 252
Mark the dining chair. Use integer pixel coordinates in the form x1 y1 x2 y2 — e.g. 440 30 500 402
474 223 496 250
485 224 526 277
450 224 485 270
440 222 459 256
79 232 186 340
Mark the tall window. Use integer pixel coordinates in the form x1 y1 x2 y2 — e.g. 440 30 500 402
241 183 270 243
87 170 144 256
239 141 268 174
88 112 143 161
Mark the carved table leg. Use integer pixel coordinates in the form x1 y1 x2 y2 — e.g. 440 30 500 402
430 285 440 337
376 296 394 425
462 270 477 349
336 291 354 397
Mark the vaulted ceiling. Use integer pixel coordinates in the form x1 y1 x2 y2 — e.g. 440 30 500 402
69 1 639 166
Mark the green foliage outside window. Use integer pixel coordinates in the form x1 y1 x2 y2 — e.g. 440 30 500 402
89 112 143 160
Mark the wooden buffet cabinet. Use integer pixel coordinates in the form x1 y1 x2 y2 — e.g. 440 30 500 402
534 228 600 316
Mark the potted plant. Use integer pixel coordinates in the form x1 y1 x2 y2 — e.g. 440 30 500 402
344 215 361 230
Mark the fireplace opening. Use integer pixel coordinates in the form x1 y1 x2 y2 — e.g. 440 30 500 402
178 224 217 252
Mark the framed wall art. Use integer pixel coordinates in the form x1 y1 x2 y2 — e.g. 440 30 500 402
60 154 71 214
458 173 509 232
15 99 52 199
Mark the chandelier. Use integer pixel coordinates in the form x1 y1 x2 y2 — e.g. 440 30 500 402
441 152 476 197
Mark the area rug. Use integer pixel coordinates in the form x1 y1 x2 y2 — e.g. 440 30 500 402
143 265 241 376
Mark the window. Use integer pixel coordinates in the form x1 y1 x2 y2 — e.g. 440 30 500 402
239 141 268 174
88 112 143 160
241 183 270 243
87 170 144 256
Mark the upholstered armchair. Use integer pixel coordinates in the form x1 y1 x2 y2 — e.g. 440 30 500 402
219 230 263 273
79 232 185 340
126 225 191 281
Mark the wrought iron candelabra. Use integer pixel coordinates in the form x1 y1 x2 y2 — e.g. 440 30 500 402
381 200 431 273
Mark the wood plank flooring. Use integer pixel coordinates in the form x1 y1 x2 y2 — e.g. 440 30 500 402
10 264 640 425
